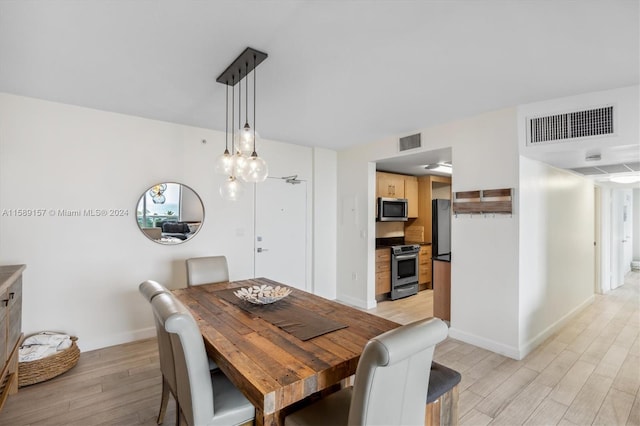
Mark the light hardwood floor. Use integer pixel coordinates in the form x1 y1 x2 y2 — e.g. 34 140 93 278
1 272 638 425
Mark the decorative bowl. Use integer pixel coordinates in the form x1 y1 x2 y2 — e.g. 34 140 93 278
233 285 292 305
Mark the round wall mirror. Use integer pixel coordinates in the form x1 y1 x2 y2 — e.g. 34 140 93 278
136 182 204 244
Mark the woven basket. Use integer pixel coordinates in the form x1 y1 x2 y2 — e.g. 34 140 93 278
18 336 80 387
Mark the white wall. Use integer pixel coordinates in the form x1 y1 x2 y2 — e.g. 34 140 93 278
312 147 337 299
634 188 640 261
337 108 522 356
518 157 595 356
0 93 337 351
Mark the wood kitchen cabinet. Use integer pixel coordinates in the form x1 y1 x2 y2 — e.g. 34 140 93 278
375 248 391 296
376 172 419 218
376 172 405 198
0 265 24 412
418 244 432 287
404 176 418 218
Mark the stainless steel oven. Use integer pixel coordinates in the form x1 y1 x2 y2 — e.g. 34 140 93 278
390 244 419 300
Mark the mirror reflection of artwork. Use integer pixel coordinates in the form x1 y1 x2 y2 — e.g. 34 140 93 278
136 182 204 244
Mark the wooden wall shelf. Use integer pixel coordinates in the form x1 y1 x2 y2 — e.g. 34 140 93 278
452 188 513 214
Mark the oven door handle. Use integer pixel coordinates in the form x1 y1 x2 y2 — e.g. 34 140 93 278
394 254 418 260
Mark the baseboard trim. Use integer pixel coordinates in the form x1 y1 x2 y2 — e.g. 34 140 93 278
77 327 156 352
447 327 521 360
519 295 595 359
337 294 376 309
449 294 596 360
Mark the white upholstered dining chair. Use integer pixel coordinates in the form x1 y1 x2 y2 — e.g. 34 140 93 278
185 256 229 286
139 280 182 425
151 291 255 426
139 280 219 425
284 317 448 426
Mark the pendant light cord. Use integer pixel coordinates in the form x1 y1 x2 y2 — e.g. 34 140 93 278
245 62 249 126
253 54 257 155
238 67 242 138
231 75 235 155
224 82 229 152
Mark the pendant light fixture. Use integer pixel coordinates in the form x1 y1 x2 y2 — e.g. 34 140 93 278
215 47 269 199
238 61 254 154
241 53 268 183
219 75 242 201
214 81 233 175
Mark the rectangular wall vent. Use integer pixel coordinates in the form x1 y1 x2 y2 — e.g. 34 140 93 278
528 105 614 144
399 133 421 151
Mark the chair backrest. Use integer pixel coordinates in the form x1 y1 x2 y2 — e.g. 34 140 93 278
139 281 178 397
151 292 214 426
139 279 169 301
185 256 229 286
348 317 448 426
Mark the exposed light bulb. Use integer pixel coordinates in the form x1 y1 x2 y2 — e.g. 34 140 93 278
242 153 269 183
238 123 254 154
151 194 166 204
234 151 249 180
219 176 244 201
214 149 234 175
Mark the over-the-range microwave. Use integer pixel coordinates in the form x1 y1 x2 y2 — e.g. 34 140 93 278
377 197 408 222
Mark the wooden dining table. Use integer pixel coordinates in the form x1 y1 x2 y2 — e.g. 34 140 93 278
172 277 399 426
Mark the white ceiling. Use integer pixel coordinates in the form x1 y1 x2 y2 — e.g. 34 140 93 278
1 1 638 165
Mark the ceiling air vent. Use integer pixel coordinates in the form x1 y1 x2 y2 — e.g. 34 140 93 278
528 105 614 145
399 133 421 152
571 162 639 176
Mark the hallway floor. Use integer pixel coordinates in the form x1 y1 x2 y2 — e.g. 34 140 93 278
432 271 640 425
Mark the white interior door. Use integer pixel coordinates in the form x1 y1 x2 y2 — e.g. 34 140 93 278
622 191 633 275
610 189 632 289
254 177 308 290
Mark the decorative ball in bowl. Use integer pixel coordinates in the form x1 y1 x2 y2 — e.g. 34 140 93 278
234 285 292 305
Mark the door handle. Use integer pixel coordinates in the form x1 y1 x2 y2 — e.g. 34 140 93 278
257 247 269 253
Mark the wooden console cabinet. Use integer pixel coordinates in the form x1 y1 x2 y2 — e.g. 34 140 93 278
0 265 24 411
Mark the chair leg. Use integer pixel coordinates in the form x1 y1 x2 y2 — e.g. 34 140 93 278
425 385 459 426
157 377 170 424
175 401 182 426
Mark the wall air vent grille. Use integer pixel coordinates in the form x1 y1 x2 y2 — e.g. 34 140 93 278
528 106 614 144
399 133 421 152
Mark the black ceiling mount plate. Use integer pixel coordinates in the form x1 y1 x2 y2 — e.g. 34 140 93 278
216 47 268 86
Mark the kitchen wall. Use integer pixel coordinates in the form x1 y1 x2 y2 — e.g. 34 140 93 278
0 93 337 351
337 107 522 356
518 157 595 355
375 222 404 238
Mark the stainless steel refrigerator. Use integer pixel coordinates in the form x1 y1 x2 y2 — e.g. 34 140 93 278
432 199 451 259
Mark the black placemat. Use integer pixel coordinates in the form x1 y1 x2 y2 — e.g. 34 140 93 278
215 288 347 341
